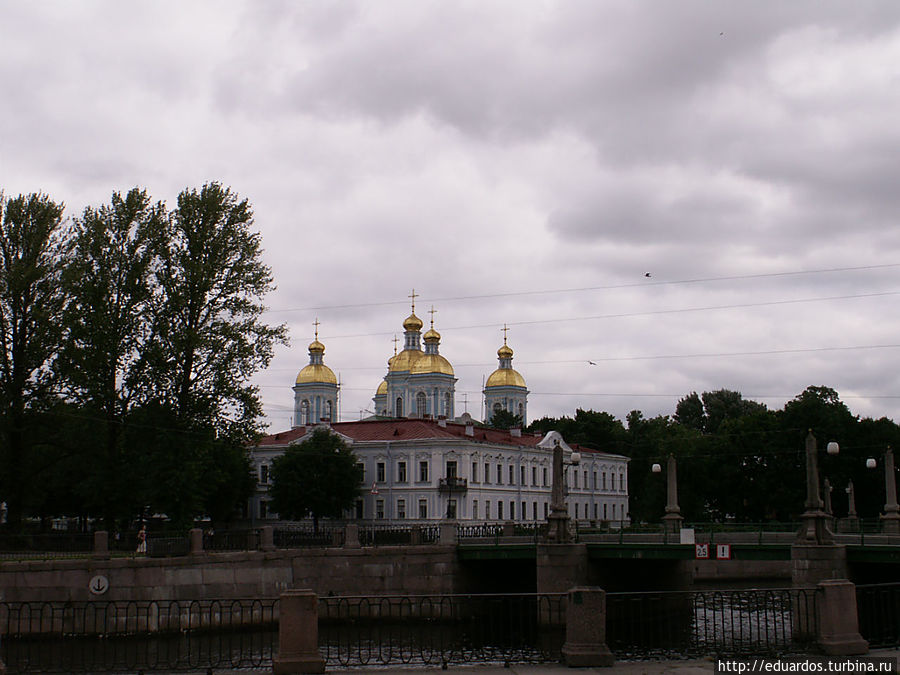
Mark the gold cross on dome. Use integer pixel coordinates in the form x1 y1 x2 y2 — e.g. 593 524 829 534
428 306 437 328
312 317 320 340
392 334 400 355
501 323 509 345
408 288 419 313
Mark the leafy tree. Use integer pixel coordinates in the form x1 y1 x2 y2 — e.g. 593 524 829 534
269 428 360 531
488 409 522 430
58 188 166 528
0 192 67 530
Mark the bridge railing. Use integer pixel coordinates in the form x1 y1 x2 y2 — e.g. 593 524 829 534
856 582 900 648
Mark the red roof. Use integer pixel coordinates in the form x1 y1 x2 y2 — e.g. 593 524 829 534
257 418 604 455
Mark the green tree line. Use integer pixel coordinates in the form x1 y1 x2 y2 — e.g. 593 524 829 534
528 386 900 524
0 185 287 532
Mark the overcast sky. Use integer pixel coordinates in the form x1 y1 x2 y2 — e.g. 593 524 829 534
3 1 900 430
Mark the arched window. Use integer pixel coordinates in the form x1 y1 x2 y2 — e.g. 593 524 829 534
493 402 502 413
300 400 310 425
517 403 524 418
444 392 451 416
416 392 426 417
396 397 403 417
325 400 333 421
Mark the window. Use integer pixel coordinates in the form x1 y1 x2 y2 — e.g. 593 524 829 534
498 501 504 520
509 501 515 520
594 503 598 520
584 471 588 489
532 502 538 520
471 462 478 483
602 472 607 490
398 461 407 483
573 470 578 489
419 499 428 519
543 502 549 518
325 400 333 421
509 465 515 485
446 460 457 478
575 503 579 519
419 461 429 482
377 462 385 483
259 464 269 484
520 466 525 485
620 472 626 492
416 391 426 417
396 397 403 417
496 464 503 484
473 500 479 519
485 501 491 519
445 392 451 416
356 462 365 482
611 474 616 491
532 467 537 486
518 403 524 418
376 499 384 519
259 501 268 519
484 463 490 484
447 499 457 519
593 471 597 489
397 499 406 519
604 503 608 520
493 402 501 414
521 501 526 520
300 400 309 425
543 467 548 487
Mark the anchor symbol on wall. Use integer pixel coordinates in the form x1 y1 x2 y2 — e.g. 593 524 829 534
89 575 109 595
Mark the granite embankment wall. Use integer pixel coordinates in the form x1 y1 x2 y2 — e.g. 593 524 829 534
0 545 462 604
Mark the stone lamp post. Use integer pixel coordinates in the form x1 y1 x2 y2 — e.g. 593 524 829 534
796 430 839 545
652 454 682 534
868 448 900 534
545 438 581 543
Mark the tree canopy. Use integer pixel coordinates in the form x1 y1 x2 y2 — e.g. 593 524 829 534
268 428 361 530
0 184 285 531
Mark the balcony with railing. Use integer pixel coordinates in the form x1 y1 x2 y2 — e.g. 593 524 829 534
438 476 468 493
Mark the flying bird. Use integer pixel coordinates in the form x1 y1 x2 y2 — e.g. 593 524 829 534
644 272 651 278
588 361 597 366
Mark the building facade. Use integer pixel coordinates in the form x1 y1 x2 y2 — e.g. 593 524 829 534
251 300 630 525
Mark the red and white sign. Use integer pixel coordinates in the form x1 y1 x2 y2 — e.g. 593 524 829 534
695 543 710 559
716 544 732 560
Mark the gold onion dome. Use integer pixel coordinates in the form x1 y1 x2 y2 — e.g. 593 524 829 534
403 312 424 331
388 349 424 372
308 339 325 353
485 367 526 388
411 354 454 376
296 363 337 385
376 379 388 395
498 344 513 358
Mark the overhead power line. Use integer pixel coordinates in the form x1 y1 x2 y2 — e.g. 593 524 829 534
264 263 900 315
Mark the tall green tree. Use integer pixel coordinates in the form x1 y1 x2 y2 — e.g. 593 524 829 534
141 182 287 521
59 188 166 528
269 428 360 531
488 409 522 430
0 192 67 530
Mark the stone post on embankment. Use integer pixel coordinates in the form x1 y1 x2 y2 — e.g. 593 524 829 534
273 589 325 674
561 586 615 667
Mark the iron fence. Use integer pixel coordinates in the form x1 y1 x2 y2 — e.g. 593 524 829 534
0 533 93 560
607 587 818 658
202 528 259 552
273 525 342 548
856 582 900 648
0 599 278 673
318 593 566 667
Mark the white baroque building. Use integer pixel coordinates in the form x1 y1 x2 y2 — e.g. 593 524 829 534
250 301 630 525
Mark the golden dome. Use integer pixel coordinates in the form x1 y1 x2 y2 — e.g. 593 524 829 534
388 349 424 372
410 353 454 376
423 327 440 342
296 363 337 385
308 339 325 353
376 380 388 395
403 312 423 331
485 367 526 388
498 344 513 358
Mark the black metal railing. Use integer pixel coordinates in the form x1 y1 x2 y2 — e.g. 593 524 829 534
273 525 342 548
856 582 900 648
0 599 278 673
0 533 94 560
318 593 566 667
607 587 818 658
457 523 504 539
203 529 260 552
